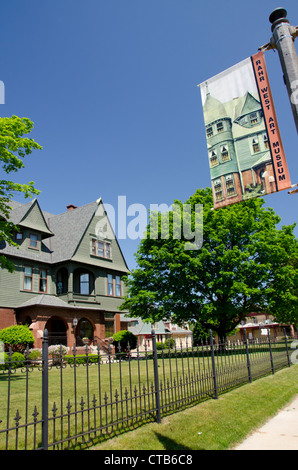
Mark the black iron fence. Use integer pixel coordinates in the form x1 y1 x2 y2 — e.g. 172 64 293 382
0 327 295 450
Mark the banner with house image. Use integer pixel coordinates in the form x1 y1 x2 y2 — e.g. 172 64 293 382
199 51 291 209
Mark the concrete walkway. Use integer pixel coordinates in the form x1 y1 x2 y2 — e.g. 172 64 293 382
233 396 298 450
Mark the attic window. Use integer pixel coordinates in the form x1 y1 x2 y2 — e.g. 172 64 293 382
91 239 111 259
250 112 258 125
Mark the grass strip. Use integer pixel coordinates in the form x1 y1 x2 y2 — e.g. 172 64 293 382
88 364 298 451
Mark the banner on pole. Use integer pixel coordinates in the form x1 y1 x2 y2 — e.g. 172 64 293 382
199 51 291 209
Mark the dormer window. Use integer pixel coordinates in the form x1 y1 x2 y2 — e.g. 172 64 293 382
91 239 111 259
15 232 23 242
250 112 258 125
29 233 39 250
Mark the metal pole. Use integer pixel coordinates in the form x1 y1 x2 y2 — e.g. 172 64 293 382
42 328 49 450
209 330 218 399
283 327 291 367
151 329 161 423
267 328 275 375
244 329 252 383
268 8 298 133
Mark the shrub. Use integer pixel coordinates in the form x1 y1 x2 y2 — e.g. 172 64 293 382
112 330 137 352
165 338 175 349
0 352 25 370
48 344 69 364
0 325 34 353
65 354 101 365
28 349 42 362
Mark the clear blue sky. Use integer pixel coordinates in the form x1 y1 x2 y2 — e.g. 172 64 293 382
1 0 298 270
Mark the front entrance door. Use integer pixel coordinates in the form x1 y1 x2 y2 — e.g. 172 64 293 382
46 316 67 346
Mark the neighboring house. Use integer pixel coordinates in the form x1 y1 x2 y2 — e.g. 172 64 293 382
0 198 130 350
119 315 192 350
203 88 277 208
236 312 295 342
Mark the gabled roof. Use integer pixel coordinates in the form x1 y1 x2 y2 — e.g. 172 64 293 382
1 198 129 271
233 91 261 122
4 199 54 239
43 200 99 263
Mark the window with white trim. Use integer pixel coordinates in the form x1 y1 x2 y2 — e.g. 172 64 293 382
252 136 260 153
214 179 223 201
221 145 230 162
225 174 236 197
209 150 218 167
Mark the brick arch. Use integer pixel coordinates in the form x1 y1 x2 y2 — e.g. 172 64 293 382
45 315 68 346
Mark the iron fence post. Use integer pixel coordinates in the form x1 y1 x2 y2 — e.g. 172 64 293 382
209 330 218 399
283 327 291 367
267 328 274 375
42 328 49 450
244 329 252 383
151 329 161 423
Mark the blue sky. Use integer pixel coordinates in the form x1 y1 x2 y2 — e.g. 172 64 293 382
1 0 298 270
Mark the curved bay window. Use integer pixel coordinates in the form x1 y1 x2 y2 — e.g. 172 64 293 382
56 267 68 295
73 269 95 295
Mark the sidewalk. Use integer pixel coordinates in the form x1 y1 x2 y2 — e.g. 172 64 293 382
233 396 298 450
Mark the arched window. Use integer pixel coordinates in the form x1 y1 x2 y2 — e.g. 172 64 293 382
77 318 94 342
73 269 95 295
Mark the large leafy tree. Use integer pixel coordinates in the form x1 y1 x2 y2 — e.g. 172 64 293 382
120 188 298 340
0 115 42 272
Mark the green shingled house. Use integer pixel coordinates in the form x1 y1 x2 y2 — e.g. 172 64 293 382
203 88 277 208
0 198 129 350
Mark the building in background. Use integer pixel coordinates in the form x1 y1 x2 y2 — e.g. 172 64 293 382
119 315 192 350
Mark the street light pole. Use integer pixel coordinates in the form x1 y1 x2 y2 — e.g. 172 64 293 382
260 8 298 134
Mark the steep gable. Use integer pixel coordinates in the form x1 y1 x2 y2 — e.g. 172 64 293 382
17 199 53 239
72 199 129 273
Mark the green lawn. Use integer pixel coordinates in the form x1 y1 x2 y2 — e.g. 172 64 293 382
88 364 298 451
0 344 295 450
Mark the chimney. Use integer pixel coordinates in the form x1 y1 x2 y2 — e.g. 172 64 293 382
66 204 78 211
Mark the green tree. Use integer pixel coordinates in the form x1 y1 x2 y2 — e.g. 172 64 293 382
120 188 298 340
0 115 42 272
